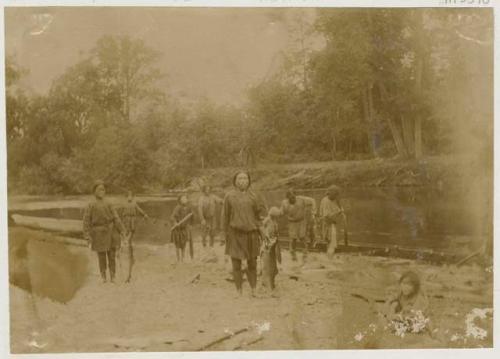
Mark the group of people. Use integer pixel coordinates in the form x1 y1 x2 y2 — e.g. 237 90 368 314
82 182 149 283
82 170 347 296
81 173 438 346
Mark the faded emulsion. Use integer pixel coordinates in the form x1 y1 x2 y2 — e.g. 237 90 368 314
4 6 493 354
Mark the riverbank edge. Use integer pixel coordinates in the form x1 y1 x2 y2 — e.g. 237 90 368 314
180 154 487 193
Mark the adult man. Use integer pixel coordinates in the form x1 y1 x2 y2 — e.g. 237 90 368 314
198 185 223 248
280 189 317 262
319 185 346 257
83 180 127 283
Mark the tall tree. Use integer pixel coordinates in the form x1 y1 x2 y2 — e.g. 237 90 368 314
92 35 164 123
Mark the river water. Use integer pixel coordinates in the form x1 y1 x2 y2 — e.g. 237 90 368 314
11 185 492 253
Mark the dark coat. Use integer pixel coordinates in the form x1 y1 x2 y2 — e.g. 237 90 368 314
83 199 125 252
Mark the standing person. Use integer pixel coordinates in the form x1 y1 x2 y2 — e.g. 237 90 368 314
117 191 149 283
198 185 223 248
260 207 282 293
83 180 127 283
170 195 194 263
305 202 317 249
222 171 267 298
319 185 346 257
280 189 317 262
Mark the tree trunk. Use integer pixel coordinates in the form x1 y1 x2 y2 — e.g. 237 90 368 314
299 19 308 91
331 130 337 161
377 81 407 158
368 84 379 157
331 108 339 160
414 117 422 159
413 9 425 159
363 85 378 158
401 115 415 156
387 117 407 158
124 69 131 122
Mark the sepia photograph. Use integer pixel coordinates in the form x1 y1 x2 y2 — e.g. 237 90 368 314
2 2 494 355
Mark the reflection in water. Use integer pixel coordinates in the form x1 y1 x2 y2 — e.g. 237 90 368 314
9 231 89 351
9 231 89 303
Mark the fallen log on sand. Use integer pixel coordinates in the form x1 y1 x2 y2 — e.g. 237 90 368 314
196 326 249 351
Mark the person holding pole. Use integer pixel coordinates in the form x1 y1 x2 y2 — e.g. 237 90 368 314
117 191 149 283
170 194 194 263
319 185 347 257
83 180 128 283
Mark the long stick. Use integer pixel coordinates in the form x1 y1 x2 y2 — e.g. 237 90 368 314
188 231 194 259
350 293 385 303
170 213 193 232
456 249 482 267
343 213 349 247
233 335 263 350
196 327 249 351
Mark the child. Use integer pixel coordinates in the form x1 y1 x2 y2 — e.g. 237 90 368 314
260 207 282 293
170 195 194 263
355 271 439 349
319 185 346 257
382 271 428 324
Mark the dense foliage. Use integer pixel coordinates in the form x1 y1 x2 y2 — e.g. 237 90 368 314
6 9 492 194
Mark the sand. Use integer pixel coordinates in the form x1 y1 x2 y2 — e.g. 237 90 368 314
8 228 493 353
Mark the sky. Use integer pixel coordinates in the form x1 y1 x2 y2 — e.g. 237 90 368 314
5 7 317 104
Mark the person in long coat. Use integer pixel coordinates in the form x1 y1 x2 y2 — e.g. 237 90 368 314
83 180 127 283
319 185 345 257
222 171 267 297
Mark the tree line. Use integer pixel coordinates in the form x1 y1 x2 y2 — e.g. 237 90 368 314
6 8 492 194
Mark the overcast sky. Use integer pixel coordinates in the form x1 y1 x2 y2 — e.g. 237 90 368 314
5 7 316 104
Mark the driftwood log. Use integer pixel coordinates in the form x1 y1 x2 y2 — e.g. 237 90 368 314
196 327 249 351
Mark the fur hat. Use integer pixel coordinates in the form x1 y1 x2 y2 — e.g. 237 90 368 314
327 185 340 196
92 180 105 193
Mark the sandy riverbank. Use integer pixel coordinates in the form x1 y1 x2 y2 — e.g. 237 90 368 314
8 227 492 353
